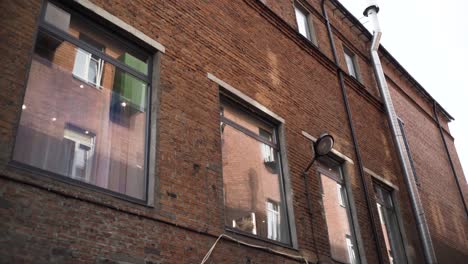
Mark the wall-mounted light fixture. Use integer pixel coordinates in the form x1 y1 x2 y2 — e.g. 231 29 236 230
303 132 334 174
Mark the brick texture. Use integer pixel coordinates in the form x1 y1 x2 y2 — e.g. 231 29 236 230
0 0 466 263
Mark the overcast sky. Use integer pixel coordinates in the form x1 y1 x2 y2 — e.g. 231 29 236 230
338 0 468 182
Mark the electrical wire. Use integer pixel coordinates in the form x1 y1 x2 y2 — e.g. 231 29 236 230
200 233 311 264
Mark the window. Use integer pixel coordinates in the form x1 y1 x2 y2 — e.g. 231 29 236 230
63 124 95 182
374 183 407 264
220 96 291 244
344 48 359 80
260 128 275 163
294 4 317 44
12 1 152 201
266 200 280 240
72 35 105 88
318 159 359 264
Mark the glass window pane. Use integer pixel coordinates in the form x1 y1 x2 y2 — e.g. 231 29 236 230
13 30 148 200
375 185 407 264
222 103 274 140
221 103 290 244
43 1 150 75
319 161 358 264
295 7 310 40
345 52 357 78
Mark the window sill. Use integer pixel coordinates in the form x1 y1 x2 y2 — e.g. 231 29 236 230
225 226 297 251
7 160 153 208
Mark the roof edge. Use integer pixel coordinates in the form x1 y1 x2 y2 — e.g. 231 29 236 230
330 0 454 121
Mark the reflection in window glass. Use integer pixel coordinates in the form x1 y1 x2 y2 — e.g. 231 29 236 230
295 5 311 40
220 100 290 244
375 184 407 264
319 160 358 264
64 125 95 182
13 2 150 200
72 34 105 87
42 1 149 75
344 49 358 79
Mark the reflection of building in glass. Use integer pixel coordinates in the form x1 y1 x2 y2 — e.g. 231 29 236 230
12 2 149 200
375 183 407 264
63 124 95 182
2 0 467 263
318 159 358 264
220 98 290 244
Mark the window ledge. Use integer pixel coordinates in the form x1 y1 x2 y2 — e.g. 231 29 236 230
6 160 154 208
225 226 297 251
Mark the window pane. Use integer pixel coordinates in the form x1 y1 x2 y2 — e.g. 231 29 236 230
320 162 358 264
43 1 149 75
375 185 407 264
13 30 148 200
267 200 280 240
222 103 274 139
345 52 357 78
295 7 310 40
221 103 290 244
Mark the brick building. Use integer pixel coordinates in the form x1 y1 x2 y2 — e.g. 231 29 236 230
0 0 467 263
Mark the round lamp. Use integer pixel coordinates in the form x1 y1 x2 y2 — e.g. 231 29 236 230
314 133 334 156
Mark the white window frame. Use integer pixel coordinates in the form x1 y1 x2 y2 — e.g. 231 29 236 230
64 127 95 182
266 200 280 240
73 48 104 88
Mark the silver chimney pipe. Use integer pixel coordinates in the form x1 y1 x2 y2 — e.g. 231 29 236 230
364 4 438 264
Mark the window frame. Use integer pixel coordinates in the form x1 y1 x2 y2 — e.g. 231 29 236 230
317 156 362 264
343 47 360 81
373 180 409 264
9 0 157 206
294 2 318 46
72 34 106 88
219 90 295 248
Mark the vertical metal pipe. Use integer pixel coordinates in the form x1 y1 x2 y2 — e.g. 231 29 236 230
365 6 438 264
321 1 385 263
432 101 468 217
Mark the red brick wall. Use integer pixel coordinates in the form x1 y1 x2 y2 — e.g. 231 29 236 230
0 0 466 263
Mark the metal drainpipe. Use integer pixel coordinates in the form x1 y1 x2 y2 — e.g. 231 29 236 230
320 1 385 263
364 4 438 263
432 101 468 217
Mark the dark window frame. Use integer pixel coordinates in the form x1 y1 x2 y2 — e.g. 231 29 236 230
9 0 155 205
373 180 409 264
219 91 293 247
317 155 361 264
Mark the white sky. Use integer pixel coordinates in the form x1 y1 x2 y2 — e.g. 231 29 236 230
338 0 468 182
